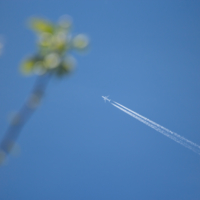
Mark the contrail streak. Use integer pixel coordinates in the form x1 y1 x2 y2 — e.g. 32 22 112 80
107 99 200 155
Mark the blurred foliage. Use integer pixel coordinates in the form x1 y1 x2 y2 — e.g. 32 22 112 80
0 16 89 165
21 16 89 77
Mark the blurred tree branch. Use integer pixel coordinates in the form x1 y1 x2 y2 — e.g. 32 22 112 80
0 16 89 164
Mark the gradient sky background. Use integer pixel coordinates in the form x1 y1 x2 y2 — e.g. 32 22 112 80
0 0 200 199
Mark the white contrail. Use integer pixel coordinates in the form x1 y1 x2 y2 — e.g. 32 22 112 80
107 99 200 155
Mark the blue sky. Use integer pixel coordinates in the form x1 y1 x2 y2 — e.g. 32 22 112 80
0 0 200 199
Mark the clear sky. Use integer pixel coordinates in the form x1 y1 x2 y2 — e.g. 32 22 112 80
0 0 200 199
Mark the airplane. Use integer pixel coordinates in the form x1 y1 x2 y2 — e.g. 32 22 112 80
102 96 111 102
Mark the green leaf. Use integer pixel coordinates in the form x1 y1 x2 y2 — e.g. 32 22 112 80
72 34 89 50
30 18 54 33
55 60 74 77
20 59 35 75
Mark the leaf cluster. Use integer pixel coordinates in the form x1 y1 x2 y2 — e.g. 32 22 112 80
21 16 89 77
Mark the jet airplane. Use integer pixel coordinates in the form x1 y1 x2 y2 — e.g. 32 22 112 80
102 96 111 102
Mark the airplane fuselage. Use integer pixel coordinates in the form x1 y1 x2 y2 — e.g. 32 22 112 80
102 96 111 102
